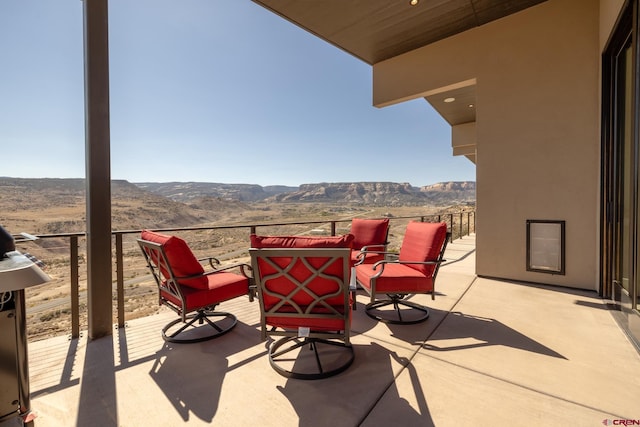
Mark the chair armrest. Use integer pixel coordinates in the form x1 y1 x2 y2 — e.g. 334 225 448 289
360 259 394 277
355 247 397 265
203 261 249 274
196 256 252 279
394 259 446 266
197 256 221 269
359 244 389 253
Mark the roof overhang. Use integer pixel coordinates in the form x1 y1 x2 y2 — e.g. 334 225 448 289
251 0 548 66
251 0 547 159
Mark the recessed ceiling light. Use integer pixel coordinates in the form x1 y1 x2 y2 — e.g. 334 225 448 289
444 97 455 103
410 0 419 5
468 104 475 108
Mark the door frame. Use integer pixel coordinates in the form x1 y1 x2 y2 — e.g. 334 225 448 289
601 0 640 348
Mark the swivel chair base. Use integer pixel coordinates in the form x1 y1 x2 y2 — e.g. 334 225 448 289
365 295 430 325
268 336 354 380
162 309 237 343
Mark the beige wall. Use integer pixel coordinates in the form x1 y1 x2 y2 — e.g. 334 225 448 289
373 0 602 289
452 122 477 160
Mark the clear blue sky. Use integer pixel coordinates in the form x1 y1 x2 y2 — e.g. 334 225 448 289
0 0 475 187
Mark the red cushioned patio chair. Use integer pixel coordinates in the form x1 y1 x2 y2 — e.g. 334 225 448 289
138 230 254 343
350 218 390 266
249 234 354 380
354 221 449 324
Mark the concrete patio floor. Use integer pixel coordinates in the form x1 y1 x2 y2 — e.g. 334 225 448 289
17 235 640 426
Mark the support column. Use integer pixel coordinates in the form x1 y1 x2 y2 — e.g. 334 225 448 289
83 0 112 339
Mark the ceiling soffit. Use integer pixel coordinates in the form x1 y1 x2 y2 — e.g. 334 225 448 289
251 0 548 65
425 84 476 126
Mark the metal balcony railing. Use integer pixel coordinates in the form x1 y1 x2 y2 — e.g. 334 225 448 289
13 210 475 342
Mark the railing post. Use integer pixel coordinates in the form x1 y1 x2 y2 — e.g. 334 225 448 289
116 233 125 328
330 221 336 236
473 211 476 233
70 235 80 339
459 212 463 240
449 214 454 242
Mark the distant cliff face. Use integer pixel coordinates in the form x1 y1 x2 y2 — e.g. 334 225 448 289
420 181 475 192
134 182 297 202
134 180 475 206
417 181 476 206
268 181 475 206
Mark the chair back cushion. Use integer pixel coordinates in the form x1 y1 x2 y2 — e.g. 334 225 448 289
140 230 207 289
398 222 448 277
350 218 389 249
250 233 354 249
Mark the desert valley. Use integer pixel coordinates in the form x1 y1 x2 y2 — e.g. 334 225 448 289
0 177 475 340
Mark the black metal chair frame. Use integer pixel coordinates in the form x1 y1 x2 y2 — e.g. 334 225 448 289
250 247 354 380
356 232 450 324
138 238 253 343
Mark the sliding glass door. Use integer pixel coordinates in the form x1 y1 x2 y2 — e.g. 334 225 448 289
602 1 640 346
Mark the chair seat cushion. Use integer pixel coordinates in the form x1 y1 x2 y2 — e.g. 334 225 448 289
355 263 434 294
141 230 208 289
161 272 249 311
266 307 350 332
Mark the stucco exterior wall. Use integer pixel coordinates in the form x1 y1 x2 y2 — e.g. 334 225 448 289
373 0 601 289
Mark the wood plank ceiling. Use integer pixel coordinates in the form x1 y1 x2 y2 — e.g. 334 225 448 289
251 0 548 65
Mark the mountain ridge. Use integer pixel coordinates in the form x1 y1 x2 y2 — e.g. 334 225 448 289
134 181 297 203
135 180 475 206
0 177 475 235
